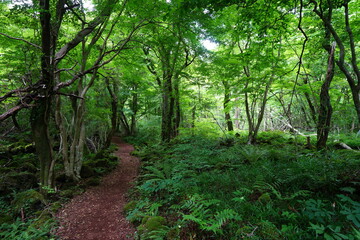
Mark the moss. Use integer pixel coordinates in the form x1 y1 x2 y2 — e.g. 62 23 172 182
144 216 166 230
138 216 167 236
59 187 84 199
0 214 13 225
55 173 67 183
80 164 95 178
50 202 63 213
86 178 101 186
94 150 106 159
258 221 281 239
30 212 53 228
0 171 37 192
258 193 271 203
93 158 110 168
12 189 45 212
166 227 180 240
123 201 137 213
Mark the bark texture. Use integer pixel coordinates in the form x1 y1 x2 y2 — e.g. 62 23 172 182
317 42 336 149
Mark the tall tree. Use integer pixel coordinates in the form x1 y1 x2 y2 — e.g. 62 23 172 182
142 5 198 141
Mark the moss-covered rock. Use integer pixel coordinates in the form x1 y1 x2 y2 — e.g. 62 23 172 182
86 178 101 186
166 227 180 240
59 187 84 199
80 164 95 178
93 158 111 168
138 216 167 236
258 193 271 203
12 189 45 212
55 173 67 183
123 201 137 213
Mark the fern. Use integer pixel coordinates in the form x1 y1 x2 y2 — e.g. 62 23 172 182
254 180 310 201
240 146 265 163
212 209 242 227
232 188 253 202
179 194 241 234
143 166 167 180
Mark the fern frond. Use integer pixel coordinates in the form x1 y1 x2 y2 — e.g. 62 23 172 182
143 166 166 180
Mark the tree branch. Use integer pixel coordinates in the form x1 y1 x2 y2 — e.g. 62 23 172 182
344 2 360 84
0 32 41 49
287 0 308 115
54 0 117 65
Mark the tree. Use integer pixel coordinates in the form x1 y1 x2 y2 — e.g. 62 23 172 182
142 3 199 142
310 0 360 127
317 42 336 149
0 0 143 186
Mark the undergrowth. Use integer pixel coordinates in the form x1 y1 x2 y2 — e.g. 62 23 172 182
0 135 119 239
126 132 360 239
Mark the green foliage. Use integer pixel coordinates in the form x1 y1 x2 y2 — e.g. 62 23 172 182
302 194 360 239
0 218 55 240
81 147 118 178
256 130 290 145
125 117 161 146
11 189 45 213
128 133 360 239
179 194 241 234
137 216 168 239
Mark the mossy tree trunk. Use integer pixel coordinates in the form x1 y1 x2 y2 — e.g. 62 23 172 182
317 43 336 149
31 0 55 188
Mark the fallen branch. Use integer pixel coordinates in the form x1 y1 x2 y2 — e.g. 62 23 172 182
337 142 353 150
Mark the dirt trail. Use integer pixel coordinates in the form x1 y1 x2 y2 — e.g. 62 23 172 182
56 137 139 240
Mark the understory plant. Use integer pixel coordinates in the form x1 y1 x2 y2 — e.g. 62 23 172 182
127 131 360 239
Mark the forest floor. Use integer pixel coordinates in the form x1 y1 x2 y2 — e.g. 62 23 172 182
56 137 139 240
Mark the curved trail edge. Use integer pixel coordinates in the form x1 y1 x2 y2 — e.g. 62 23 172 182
56 137 139 240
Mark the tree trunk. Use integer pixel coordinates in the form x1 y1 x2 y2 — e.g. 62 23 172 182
312 2 360 126
68 97 86 181
317 43 336 149
245 90 255 144
234 98 241 129
31 0 55 188
161 72 173 142
55 95 70 179
191 105 196 130
172 75 181 137
105 78 118 148
31 97 55 188
304 89 317 125
130 84 138 135
223 80 233 131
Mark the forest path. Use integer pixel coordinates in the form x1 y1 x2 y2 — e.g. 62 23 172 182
56 137 139 240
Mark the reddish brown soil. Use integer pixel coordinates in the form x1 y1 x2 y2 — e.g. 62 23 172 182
56 137 139 240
